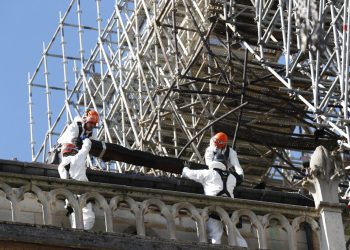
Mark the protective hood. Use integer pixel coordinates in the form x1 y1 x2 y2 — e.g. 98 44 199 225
209 136 216 148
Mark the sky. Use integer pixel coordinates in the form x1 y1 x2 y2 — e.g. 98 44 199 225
0 1 70 162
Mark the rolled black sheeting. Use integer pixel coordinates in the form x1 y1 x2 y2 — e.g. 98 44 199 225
90 140 207 174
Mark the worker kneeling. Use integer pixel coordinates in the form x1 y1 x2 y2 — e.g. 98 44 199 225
58 139 95 230
182 154 247 247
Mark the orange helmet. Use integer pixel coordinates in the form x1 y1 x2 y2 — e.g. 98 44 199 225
83 110 99 125
213 132 228 149
61 143 78 156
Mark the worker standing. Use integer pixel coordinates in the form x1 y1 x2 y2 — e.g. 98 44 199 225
182 154 247 246
58 138 95 230
58 109 99 148
47 109 99 164
204 132 244 185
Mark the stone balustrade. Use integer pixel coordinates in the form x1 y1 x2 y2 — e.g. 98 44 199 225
0 171 327 249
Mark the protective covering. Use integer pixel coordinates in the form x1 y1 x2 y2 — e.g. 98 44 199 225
182 162 236 197
213 132 228 149
205 136 244 176
181 161 246 246
69 202 95 230
58 139 96 230
58 139 91 181
89 140 207 174
83 109 99 125
57 116 94 145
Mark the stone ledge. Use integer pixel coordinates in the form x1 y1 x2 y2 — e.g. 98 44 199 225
0 171 319 217
0 159 315 207
0 221 243 250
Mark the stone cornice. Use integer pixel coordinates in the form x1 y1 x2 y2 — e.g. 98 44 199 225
0 171 318 218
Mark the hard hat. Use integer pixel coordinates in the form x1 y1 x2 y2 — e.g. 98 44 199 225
83 109 99 125
61 143 78 156
213 153 226 164
213 132 228 149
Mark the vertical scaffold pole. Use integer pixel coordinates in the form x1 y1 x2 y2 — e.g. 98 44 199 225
43 42 52 152
28 72 35 161
60 12 70 122
77 0 87 108
344 0 350 143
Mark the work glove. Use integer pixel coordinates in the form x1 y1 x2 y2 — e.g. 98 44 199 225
82 138 92 151
181 166 190 178
229 167 243 186
73 137 83 149
82 137 91 144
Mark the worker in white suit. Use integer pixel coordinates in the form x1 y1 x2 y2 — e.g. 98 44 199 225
182 153 247 246
204 132 244 184
58 138 95 230
58 109 99 148
47 109 99 165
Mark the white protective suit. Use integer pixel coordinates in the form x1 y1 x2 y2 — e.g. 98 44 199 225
182 162 247 246
58 139 95 230
58 139 91 181
57 116 95 145
204 136 244 177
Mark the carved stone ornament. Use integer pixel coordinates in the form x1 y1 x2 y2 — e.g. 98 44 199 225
302 146 343 207
309 146 336 180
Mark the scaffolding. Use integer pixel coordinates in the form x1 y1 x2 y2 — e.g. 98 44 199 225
28 0 350 189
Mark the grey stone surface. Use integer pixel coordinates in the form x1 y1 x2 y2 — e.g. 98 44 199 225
0 168 322 249
0 221 242 250
0 159 315 206
302 146 346 250
2 158 349 249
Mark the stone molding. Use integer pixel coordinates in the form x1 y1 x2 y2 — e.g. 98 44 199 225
0 172 322 249
0 221 239 250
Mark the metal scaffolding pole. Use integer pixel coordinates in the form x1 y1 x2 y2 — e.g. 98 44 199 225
27 0 350 189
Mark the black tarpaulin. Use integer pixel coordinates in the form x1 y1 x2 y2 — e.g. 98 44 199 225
89 140 207 174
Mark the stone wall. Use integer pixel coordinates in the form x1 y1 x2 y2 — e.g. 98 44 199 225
0 169 322 249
